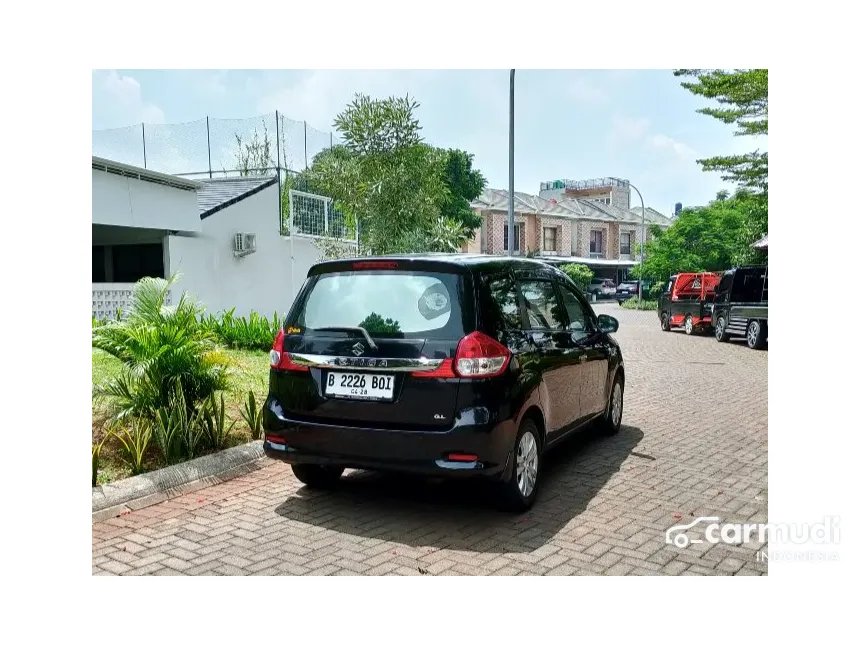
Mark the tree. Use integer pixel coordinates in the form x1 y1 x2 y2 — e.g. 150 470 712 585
306 93 465 256
561 263 594 293
635 192 754 284
674 69 768 194
439 149 486 235
358 312 401 336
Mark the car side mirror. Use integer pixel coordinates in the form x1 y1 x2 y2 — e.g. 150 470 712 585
597 314 619 334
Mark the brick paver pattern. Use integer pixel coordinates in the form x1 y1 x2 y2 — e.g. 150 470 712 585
93 304 768 576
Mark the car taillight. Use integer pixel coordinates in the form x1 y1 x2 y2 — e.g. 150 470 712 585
453 331 510 378
411 358 457 379
269 329 309 372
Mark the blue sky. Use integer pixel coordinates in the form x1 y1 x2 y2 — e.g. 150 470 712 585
92 69 767 215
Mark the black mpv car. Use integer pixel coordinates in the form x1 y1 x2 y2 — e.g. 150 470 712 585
263 254 625 511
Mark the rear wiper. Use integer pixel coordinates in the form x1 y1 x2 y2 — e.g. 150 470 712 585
315 326 379 351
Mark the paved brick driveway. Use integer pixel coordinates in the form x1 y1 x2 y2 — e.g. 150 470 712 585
92 304 768 576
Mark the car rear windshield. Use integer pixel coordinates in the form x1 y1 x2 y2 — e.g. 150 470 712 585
290 270 467 339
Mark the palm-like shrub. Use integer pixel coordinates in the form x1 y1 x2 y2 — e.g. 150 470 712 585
92 275 232 423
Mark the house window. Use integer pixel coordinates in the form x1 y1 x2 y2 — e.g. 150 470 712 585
620 231 632 255
111 243 165 283
503 223 522 252
543 227 557 252
589 230 605 257
93 246 106 282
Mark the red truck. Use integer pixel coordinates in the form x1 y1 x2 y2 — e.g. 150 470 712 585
657 272 721 334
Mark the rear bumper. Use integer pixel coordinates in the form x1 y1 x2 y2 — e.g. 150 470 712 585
262 396 515 480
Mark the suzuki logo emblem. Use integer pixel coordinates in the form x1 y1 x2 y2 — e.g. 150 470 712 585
351 342 365 356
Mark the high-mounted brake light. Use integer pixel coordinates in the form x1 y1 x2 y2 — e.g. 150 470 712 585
453 331 511 378
352 261 399 270
269 329 309 372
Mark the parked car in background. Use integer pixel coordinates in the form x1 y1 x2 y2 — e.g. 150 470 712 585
263 254 625 511
615 281 639 303
712 265 768 349
587 278 617 300
658 272 721 335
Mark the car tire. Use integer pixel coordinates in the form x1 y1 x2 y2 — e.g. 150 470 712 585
714 315 728 342
684 315 695 335
291 464 345 489
746 320 767 350
660 312 671 332
498 419 541 513
596 373 624 436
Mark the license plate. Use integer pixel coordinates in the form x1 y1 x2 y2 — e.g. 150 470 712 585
325 372 395 401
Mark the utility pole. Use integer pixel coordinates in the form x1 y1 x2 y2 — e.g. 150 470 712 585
628 182 646 303
507 70 516 256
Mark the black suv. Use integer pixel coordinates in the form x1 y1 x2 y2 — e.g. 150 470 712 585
712 265 768 349
263 254 625 511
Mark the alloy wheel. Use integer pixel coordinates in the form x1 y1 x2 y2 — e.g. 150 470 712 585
516 431 539 497
748 321 759 347
611 381 623 427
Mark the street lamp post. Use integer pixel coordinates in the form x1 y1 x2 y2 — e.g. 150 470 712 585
627 182 646 303
507 69 515 257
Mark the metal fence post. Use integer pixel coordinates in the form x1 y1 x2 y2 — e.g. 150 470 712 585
206 116 212 179
303 120 308 169
276 111 282 233
324 198 330 235
141 123 147 168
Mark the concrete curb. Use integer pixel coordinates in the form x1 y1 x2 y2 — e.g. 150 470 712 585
92 441 265 523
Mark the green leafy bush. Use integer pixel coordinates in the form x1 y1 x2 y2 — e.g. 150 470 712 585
560 263 594 293
621 299 659 311
92 275 232 424
200 392 236 451
152 383 207 464
92 436 107 487
110 419 152 475
199 308 282 351
647 282 664 300
241 391 264 441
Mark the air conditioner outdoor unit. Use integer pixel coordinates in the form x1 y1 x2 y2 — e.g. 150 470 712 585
233 232 257 257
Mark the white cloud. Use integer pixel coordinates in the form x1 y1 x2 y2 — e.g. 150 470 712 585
96 70 165 125
607 113 696 161
648 133 697 160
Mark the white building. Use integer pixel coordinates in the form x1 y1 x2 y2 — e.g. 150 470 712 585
92 156 324 320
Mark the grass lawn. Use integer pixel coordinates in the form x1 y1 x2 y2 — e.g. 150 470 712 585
92 348 270 486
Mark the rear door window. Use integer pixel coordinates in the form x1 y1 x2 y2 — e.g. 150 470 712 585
482 272 523 336
293 271 465 339
519 280 565 330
